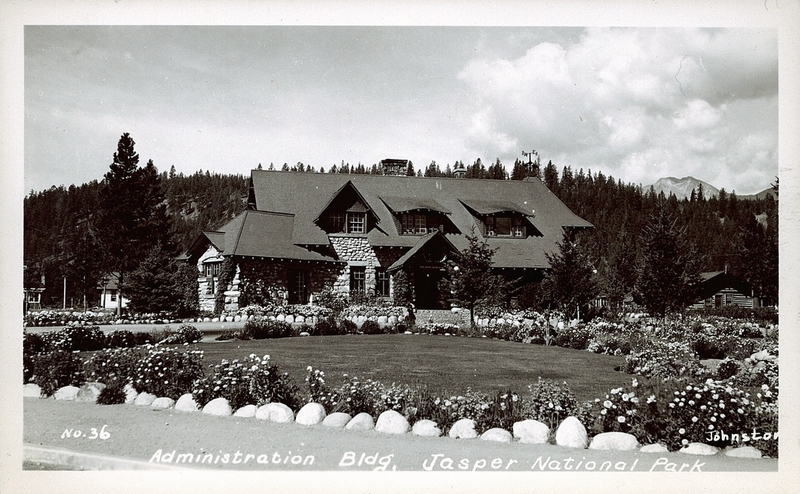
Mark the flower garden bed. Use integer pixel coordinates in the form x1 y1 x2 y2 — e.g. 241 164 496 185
23 310 779 459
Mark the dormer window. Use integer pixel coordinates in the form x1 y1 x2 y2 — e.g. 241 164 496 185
330 212 345 233
485 216 526 237
348 212 366 234
316 180 375 235
328 211 366 234
402 213 428 235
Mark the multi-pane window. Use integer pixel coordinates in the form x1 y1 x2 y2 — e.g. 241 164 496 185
348 212 366 234
204 262 221 277
511 217 525 237
329 212 345 233
401 213 427 235
485 216 526 237
329 211 366 234
375 268 390 297
350 266 366 294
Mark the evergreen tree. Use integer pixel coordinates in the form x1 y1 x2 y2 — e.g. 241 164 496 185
541 229 598 319
444 230 511 327
97 133 173 314
510 159 527 180
125 245 181 314
634 202 699 317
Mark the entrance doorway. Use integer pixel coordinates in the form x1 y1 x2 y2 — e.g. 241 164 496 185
414 268 444 309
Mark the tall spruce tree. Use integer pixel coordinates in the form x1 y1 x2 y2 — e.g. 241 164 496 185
634 201 699 318
541 228 597 319
98 133 174 314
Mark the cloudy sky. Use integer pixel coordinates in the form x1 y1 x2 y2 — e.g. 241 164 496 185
25 26 778 195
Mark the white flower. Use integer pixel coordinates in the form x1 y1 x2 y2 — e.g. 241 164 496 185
603 400 613 408
692 417 698 423
617 416 626 423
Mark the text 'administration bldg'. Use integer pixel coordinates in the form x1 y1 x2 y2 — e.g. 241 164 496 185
185 164 592 313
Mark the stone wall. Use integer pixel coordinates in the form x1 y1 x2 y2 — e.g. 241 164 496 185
329 236 381 295
196 246 223 313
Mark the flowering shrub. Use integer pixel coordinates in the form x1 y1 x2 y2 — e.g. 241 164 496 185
522 378 582 431
24 309 118 328
193 354 300 410
717 358 739 380
339 304 407 320
312 316 341 336
23 332 47 383
419 322 460 335
31 350 85 396
553 324 594 350
475 390 524 433
107 330 139 348
623 341 706 380
37 325 107 352
158 324 203 344
132 346 204 400
331 374 389 416
587 378 779 456
84 347 147 389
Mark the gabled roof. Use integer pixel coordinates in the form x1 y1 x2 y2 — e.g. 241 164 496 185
387 231 458 272
248 171 592 269
187 210 341 264
697 271 752 299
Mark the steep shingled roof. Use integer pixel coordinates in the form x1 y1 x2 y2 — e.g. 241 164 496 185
247 171 592 269
188 210 341 263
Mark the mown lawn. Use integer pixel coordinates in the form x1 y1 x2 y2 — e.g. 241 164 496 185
194 334 629 403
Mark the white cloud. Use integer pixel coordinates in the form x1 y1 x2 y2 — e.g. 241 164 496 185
458 28 777 193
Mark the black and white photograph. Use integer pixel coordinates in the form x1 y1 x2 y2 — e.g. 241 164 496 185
2 1 798 493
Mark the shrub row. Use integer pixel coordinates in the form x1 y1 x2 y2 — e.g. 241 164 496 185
26 341 779 457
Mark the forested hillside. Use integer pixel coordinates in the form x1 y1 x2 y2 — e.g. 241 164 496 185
24 153 778 311
24 169 249 307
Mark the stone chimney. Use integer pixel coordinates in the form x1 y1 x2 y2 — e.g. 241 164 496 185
380 159 410 176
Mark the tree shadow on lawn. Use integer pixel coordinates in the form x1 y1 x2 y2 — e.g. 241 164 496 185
195 334 629 403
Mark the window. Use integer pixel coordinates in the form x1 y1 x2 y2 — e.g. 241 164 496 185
485 215 526 238
350 266 366 294
329 212 345 233
348 212 366 234
110 290 117 302
204 262 221 277
511 217 525 237
288 270 307 304
495 217 511 236
329 211 367 234
375 268 389 297
402 214 427 235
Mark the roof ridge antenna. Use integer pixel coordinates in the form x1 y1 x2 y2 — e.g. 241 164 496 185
522 150 541 177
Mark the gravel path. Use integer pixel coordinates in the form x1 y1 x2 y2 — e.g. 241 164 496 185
23 398 777 473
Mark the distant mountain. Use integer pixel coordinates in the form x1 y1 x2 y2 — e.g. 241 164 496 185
645 176 776 201
645 176 719 201
739 187 778 201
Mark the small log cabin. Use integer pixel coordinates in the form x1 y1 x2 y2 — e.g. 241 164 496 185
691 271 756 309
184 163 592 313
